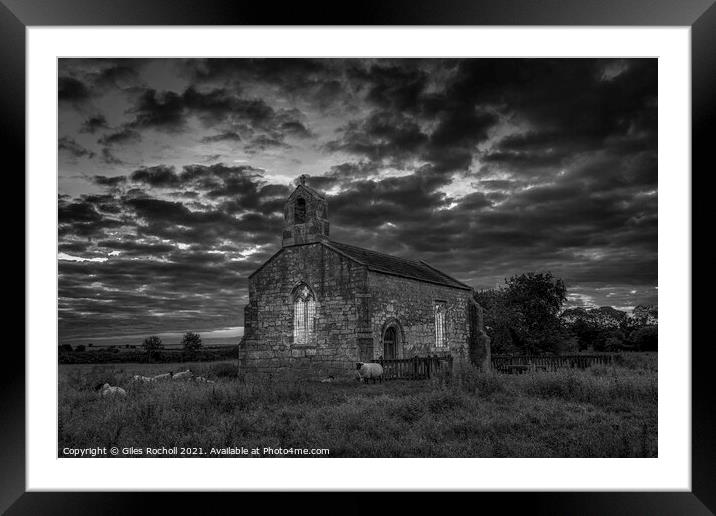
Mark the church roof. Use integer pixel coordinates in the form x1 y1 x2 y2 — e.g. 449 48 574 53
325 240 472 291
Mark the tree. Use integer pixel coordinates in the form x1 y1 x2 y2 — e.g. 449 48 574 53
142 335 163 361
503 272 568 354
590 306 628 330
561 306 630 351
74 344 86 352
631 304 658 327
475 272 569 354
630 325 658 351
59 344 73 352
181 332 202 353
474 288 521 354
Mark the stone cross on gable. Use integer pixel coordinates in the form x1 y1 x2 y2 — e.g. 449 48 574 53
298 174 309 186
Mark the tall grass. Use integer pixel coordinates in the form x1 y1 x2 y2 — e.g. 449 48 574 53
58 358 657 458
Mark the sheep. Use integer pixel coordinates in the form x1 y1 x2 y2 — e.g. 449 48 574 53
192 376 214 384
152 372 172 381
131 374 155 383
319 375 335 383
356 362 383 384
171 369 192 380
98 383 127 397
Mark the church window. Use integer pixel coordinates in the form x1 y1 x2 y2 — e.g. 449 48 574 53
293 284 316 345
434 301 446 348
295 198 306 224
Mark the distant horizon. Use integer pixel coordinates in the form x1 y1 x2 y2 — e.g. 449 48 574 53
59 325 244 347
58 301 657 347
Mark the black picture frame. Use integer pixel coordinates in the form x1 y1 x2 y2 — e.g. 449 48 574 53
4 0 710 513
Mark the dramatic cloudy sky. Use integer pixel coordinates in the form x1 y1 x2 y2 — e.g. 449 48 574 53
58 58 657 345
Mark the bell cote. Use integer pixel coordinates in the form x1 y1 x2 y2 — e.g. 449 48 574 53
282 175 329 247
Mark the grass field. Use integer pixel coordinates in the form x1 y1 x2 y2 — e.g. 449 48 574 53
58 354 657 457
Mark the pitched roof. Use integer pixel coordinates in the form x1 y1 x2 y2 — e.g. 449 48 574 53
288 183 325 201
325 240 472 290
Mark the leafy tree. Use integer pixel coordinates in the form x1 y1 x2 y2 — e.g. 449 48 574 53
561 308 598 351
560 305 653 352
475 272 569 354
631 304 658 327
142 335 163 361
181 332 203 353
630 325 658 351
503 272 568 353
603 331 627 352
59 344 73 352
561 306 631 351
474 288 521 354
74 344 86 352
590 306 628 330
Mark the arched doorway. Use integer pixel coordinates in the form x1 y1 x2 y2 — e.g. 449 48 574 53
381 320 403 359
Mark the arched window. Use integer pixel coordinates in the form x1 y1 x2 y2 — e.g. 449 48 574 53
293 284 316 345
294 198 306 224
434 301 446 348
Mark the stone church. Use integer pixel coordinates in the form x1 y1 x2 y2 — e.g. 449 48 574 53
240 176 490 376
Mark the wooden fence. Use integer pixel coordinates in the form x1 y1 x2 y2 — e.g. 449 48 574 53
491 354 614 374
373 355 453 380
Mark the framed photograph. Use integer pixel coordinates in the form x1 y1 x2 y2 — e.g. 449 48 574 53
7 0 710 512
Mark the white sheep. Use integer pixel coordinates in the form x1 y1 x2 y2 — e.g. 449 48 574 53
171 369 192 380
192 376 214 384
152 372 172 381
356 362 383 384
98 383 126 397
131 374 155 383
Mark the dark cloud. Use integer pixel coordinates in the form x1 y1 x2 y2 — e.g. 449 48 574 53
100 148 124 165
200 131 241 143
128 88 186 130
356 62 431 112
279 120 312 138
58 77 90 102
58 137 95 159
98 128 142 146
130 165 181 187
93 175 127 188
126 86 286 133
245 134 291 153
326 61 500 173
326 112 428 166
91 63 141 90
80 114 109 133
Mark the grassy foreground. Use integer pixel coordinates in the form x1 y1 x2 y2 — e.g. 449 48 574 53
58 355 657 457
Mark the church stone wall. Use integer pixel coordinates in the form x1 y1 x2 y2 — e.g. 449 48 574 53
366 272 471 364
241 243 367 377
